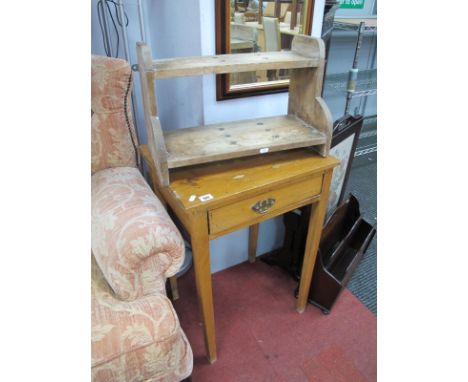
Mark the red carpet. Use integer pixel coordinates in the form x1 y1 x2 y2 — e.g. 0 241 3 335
173 260 376 382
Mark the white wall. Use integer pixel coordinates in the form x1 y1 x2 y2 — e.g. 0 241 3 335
91 0 328 274
144 1 204 132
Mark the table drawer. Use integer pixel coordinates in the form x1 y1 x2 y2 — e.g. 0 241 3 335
208 174 323 235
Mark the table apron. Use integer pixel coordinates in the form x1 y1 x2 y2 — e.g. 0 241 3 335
208 193 321 240
207 173 324 237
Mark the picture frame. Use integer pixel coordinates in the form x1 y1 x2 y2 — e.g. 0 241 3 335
326 114 363 217
215 0 315 100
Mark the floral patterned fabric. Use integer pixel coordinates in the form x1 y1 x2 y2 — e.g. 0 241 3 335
92 166 185 301
92 257 193 382
91 55 192 382
92 55 138 174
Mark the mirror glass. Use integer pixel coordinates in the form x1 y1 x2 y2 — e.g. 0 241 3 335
216 0 314 100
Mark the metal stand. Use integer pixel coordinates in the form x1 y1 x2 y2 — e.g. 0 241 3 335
344 22 365 115
332 19 377 117
323 18 377 159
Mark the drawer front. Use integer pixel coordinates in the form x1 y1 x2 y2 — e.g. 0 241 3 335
208 174 323 235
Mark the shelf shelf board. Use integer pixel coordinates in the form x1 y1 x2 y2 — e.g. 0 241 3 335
164 115 327 168
323 69 376 97
351 89 377 98
151 51 320 79
333 17 377 32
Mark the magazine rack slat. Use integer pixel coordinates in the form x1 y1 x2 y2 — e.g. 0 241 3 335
136 35 332 187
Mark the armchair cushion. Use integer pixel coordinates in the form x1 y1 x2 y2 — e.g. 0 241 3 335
91 257 193 382
92 55 138 174
92 166 185 300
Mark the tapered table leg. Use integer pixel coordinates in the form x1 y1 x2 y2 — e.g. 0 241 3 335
297 170 333 313
248 224 259 263
190 212 217 363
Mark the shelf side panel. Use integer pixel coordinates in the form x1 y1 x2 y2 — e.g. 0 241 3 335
288 37 332 156
136 42 169 186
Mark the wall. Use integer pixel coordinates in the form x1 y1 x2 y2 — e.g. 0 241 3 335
144 1 204 132
92 0 364 274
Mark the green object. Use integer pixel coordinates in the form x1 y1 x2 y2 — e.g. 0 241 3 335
339 0 365 9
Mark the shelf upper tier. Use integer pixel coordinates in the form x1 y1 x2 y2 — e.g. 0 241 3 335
164 115 327 169
151 51 321 79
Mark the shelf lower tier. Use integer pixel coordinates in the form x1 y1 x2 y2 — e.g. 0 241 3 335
164 114 327 169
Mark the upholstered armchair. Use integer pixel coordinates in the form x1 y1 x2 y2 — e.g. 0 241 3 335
91 55 193 382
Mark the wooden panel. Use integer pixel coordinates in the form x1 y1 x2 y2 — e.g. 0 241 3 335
164 115 326 168
208 174 323 235
168 148 339 211
311 97 333 156
151 50 320 79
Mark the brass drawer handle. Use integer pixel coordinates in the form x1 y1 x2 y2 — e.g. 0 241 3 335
251 198 276 214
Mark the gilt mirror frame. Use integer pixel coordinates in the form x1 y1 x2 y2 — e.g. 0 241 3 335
215 0 315 100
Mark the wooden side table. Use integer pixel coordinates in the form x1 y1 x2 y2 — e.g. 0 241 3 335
140 145 339 363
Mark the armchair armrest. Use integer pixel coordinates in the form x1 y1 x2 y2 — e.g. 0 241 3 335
91 167 185 301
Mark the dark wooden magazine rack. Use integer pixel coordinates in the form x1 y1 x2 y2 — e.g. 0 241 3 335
307 194 376 313
262 194 375 314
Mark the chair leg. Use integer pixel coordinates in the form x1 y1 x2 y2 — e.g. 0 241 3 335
169 276 179 301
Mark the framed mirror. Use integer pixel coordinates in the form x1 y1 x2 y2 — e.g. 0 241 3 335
215 0 315 100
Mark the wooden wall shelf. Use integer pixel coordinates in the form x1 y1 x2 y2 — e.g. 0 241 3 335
137 35 333 186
